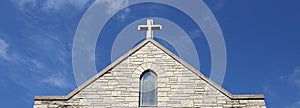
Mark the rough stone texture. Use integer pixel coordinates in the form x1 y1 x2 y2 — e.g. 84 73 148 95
34 40 266 108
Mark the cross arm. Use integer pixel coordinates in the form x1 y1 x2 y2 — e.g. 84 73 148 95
151 25 162 30
138 25 148 30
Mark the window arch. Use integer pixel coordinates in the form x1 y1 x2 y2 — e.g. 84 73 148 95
140 70 157 106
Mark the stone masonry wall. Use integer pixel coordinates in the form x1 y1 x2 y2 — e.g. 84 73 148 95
34 42 266 108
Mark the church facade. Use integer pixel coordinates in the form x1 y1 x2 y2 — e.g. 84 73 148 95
34 20 266 108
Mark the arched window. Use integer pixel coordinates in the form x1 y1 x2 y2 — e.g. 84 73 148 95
140 70 157 106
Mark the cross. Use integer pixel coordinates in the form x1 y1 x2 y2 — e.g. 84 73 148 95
138 19 162 38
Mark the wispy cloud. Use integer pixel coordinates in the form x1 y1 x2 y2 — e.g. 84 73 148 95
13 0 131 21
117 8 130 22
96 0 129 15
41 73 71 89
96 0 130 21
13 0 130 14
0 79 7 88
0 37 10 60
189 29 204 39
30 59 45 70
13 0 91 12
9 0 78 92
262 84 277 98
213 0 225 10
13 0 37 9
286 100 300 108
204 0 225 10
288 66 300 89
42 0 90 11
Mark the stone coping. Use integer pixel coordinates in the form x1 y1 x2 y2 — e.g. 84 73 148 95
35 39 265 101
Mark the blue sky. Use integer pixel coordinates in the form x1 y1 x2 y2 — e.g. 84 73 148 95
0 0 300 108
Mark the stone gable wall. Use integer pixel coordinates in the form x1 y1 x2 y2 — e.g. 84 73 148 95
34 42 266 108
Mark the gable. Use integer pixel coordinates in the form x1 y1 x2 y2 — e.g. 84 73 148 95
34 39 265 107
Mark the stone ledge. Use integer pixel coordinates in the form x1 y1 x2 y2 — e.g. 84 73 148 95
230 94 265 100
35 96 67 101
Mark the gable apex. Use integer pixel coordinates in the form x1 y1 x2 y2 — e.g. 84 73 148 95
35 39 264 101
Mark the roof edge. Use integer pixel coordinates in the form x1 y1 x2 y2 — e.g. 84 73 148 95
35 39 152 101
147 39 265 100
35 96 67 101
231 94 265 100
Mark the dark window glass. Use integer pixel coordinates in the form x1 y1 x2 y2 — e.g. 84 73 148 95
140 70 157 106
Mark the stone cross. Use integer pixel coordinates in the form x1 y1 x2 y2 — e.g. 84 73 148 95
138 19 162 38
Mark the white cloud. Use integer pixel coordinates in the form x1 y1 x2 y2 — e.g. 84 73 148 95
30 59 45 70
214 0 224 10
96 0 131 21
288 66 300 89
0 80 7 88
262 84 276 98
96 0 129 15
13 0 131 21
286 101 300 108
41 73 71 89
13 0 37 9
206 0 225 10
0 38 10 60
13 0 91 12
42 0 90 11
